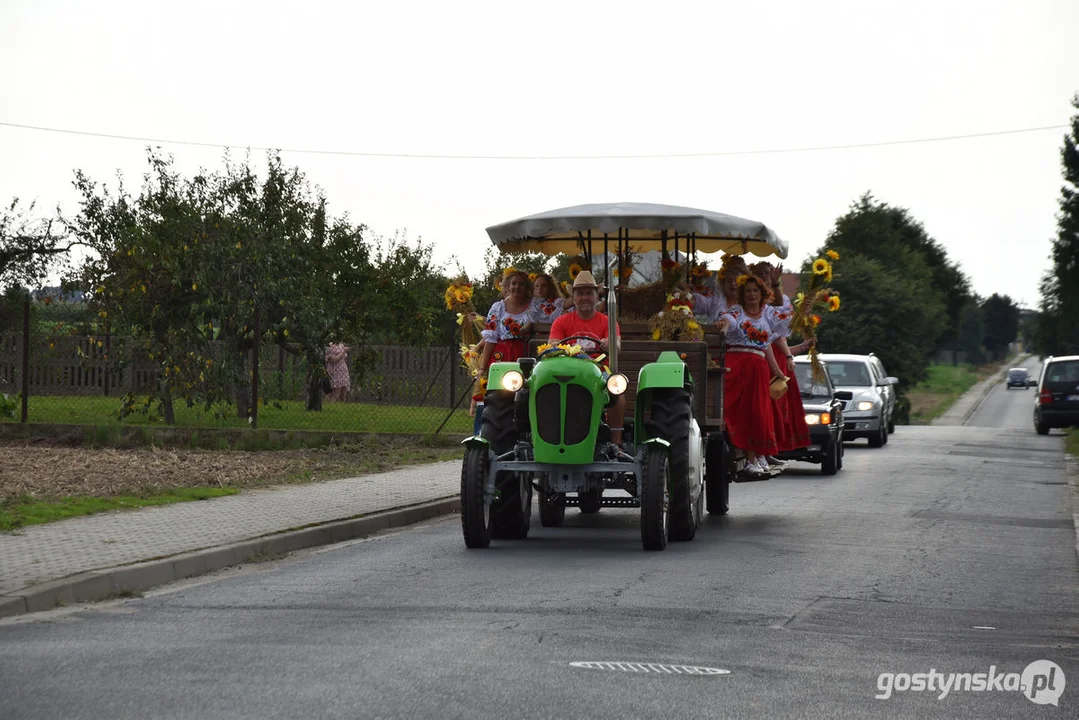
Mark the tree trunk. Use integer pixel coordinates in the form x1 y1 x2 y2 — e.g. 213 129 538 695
306 375 323 411
162 391 175 425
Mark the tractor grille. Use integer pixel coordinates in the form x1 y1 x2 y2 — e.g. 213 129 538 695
535 385 562 445
564 385 593 445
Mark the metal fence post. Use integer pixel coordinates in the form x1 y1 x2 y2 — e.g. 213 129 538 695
251 312 260 430
448 344 456 407
20 294 29 423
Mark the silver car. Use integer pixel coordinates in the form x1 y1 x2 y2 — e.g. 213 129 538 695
818 353 898 448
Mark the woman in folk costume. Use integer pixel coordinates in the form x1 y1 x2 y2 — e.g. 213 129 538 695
716 273 788 477
479 270 539 375
531 272 570 322
750 262 816 454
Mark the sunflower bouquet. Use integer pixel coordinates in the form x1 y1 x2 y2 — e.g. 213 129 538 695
445 276 484 346
790 249 842 382
648 292 704 342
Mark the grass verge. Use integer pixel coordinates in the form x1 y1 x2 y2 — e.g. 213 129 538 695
0 487 239 532
1066 428 1079 457
2 396 474 435
908 364 983 424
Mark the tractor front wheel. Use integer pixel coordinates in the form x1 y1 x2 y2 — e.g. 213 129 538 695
461 446 491 548
640 445 670 551
650 387 696 541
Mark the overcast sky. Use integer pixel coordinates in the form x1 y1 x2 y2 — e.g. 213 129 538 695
2 0 1076 308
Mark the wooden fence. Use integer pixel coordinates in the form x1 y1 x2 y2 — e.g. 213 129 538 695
0 334 473 408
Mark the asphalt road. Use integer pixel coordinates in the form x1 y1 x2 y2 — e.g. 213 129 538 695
1 397 1076 718
966 355 1046 430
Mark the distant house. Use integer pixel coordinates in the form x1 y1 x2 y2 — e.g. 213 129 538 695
32 286 85 303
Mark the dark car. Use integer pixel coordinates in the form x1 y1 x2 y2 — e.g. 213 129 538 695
1006 367 1032 389
1033 355 1079 434
777 358 851 475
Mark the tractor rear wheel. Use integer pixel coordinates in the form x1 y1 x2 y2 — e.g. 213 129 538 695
578 488 602 514
482 389 518 455
705 432 730 515
538 489 566 527
490 471 531 539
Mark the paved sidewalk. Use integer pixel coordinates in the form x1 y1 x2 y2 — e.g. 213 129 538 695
0 460 460 617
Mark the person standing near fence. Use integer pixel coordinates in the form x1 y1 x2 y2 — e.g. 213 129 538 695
325 342 351 403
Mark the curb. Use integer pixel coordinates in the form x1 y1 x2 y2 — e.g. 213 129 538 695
1067 453 1079 564
0 497 459 620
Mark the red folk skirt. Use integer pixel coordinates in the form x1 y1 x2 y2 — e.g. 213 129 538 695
781 366 811 451
487 339 528 369
722 348 778 457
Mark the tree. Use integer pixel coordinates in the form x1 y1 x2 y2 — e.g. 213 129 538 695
1035 94 1079 356
825 193 973 347
1 198 82 293
809 253 947 396
957 298 987 366
68 150 379 421
980 293 1019 361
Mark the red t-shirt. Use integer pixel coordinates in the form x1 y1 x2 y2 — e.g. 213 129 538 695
549 312 620 355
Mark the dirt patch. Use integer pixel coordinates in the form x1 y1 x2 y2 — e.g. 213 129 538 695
0 436 463 502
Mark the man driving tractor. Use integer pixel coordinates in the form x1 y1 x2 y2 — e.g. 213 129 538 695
548 270 625 446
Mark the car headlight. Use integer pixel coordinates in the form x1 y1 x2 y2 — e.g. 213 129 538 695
856 401 875 411
805 412 831 426
501 370 524 392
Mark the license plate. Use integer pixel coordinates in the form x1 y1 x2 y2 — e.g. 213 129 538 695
1067 395 1079 402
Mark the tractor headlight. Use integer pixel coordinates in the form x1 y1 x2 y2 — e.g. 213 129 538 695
606 373 629 395
805 413 820 425
856 400 875 411
501 370 524 392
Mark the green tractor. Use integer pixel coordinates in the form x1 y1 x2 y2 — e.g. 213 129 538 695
462 340 704 550
460 203 788 551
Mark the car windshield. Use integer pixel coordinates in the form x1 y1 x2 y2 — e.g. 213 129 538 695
1008 369 1028 378
824 360 872 387
794 364 831 397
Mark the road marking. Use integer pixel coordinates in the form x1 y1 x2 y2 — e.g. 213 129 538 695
973 626 996 630
569 661 730 676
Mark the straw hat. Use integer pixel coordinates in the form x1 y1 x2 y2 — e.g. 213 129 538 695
571 270 599 289
769 375 789 400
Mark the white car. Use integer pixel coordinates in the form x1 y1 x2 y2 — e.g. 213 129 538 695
818 353 898 448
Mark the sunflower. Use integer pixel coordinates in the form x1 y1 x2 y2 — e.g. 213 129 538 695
828 295 841 312
736 274 751 287
568 263 582 280
811 314 822 327
812 258 831 275
502 266 517 277
536 343 552 354
826 249 840 261
528 272 537 282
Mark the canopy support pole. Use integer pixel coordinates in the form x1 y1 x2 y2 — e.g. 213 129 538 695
603 233 609 288
616 228 624 287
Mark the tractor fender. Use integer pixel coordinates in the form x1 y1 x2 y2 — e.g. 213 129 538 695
639 437 671 454
461 436 491 452
637 356 688 392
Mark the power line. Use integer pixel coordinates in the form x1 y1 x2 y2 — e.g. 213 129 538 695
0 120 1069 160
